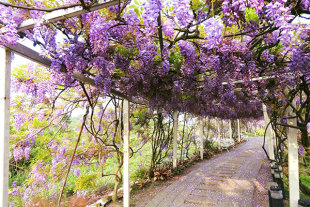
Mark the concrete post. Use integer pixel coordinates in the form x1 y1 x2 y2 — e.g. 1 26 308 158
200 119 204 160
229 120 232 140
0 48 11 207
287 100 300 207
237 119 241 142
262 103 275 160
173 111 178 168
123 100 130 207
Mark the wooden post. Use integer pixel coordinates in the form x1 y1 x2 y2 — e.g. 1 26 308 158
229 120 232 140
200 119 204 160
237 119 241 142
287 100 299 207
123 100 130 207
262 104 275 160
0 48 11 207
173 111 178 168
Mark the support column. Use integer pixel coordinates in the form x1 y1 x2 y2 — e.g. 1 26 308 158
123 100 130 207
237 119 241 142
0 48 11 207
262 104 275 160
200 119 204 160
229 120 232 140
287 100 299 207
173 111 178 168
217 119 220 141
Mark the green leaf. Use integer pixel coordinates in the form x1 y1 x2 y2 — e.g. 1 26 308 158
191 0 204 10
245 8 259 23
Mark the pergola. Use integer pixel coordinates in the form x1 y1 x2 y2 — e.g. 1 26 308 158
0 1 301 206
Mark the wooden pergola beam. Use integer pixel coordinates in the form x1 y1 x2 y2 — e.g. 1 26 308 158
17 0 120 32
5 42 134 102
222 75 275 85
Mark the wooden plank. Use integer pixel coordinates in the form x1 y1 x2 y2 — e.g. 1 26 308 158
5 43 137 102
0 48 11 207
18 0 120 32
123 99 130 207
173 111 178 168
287 100 299 207
6 42 51 67
262 104 275 160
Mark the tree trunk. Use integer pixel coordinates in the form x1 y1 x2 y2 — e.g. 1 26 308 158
112 164 121 202
300 126 309 148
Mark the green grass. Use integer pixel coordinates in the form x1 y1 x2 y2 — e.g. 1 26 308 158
301 174 310 187
283 174 310 201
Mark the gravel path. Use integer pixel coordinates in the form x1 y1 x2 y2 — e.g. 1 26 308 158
146 137 268 207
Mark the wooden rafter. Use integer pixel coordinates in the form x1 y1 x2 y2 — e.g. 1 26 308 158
18 0 120 32
5 42 135 102
5 0 142 103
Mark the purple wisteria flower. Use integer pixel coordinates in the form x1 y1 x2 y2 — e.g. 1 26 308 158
203 17 223 50
9 189 18 196
74 168 81 177
299 145 305 156
24 148 31 160
13 147 24 162
14 113 25 130
76 190 87 197
11 181 17 188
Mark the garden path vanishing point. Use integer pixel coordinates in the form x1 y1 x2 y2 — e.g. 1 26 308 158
146 136 267 207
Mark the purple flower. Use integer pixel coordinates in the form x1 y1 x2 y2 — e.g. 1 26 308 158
74 168 81 177
203 17 223 50
9 189 18 196
24 148 31 160
76 190 86 197
14 113 25 130
11 181 17 188
13 147 24 162
299 145 305 156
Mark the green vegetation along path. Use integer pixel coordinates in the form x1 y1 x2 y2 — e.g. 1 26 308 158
146 136 266 207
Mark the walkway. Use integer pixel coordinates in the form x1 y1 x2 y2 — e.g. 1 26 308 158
146 137 266 207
